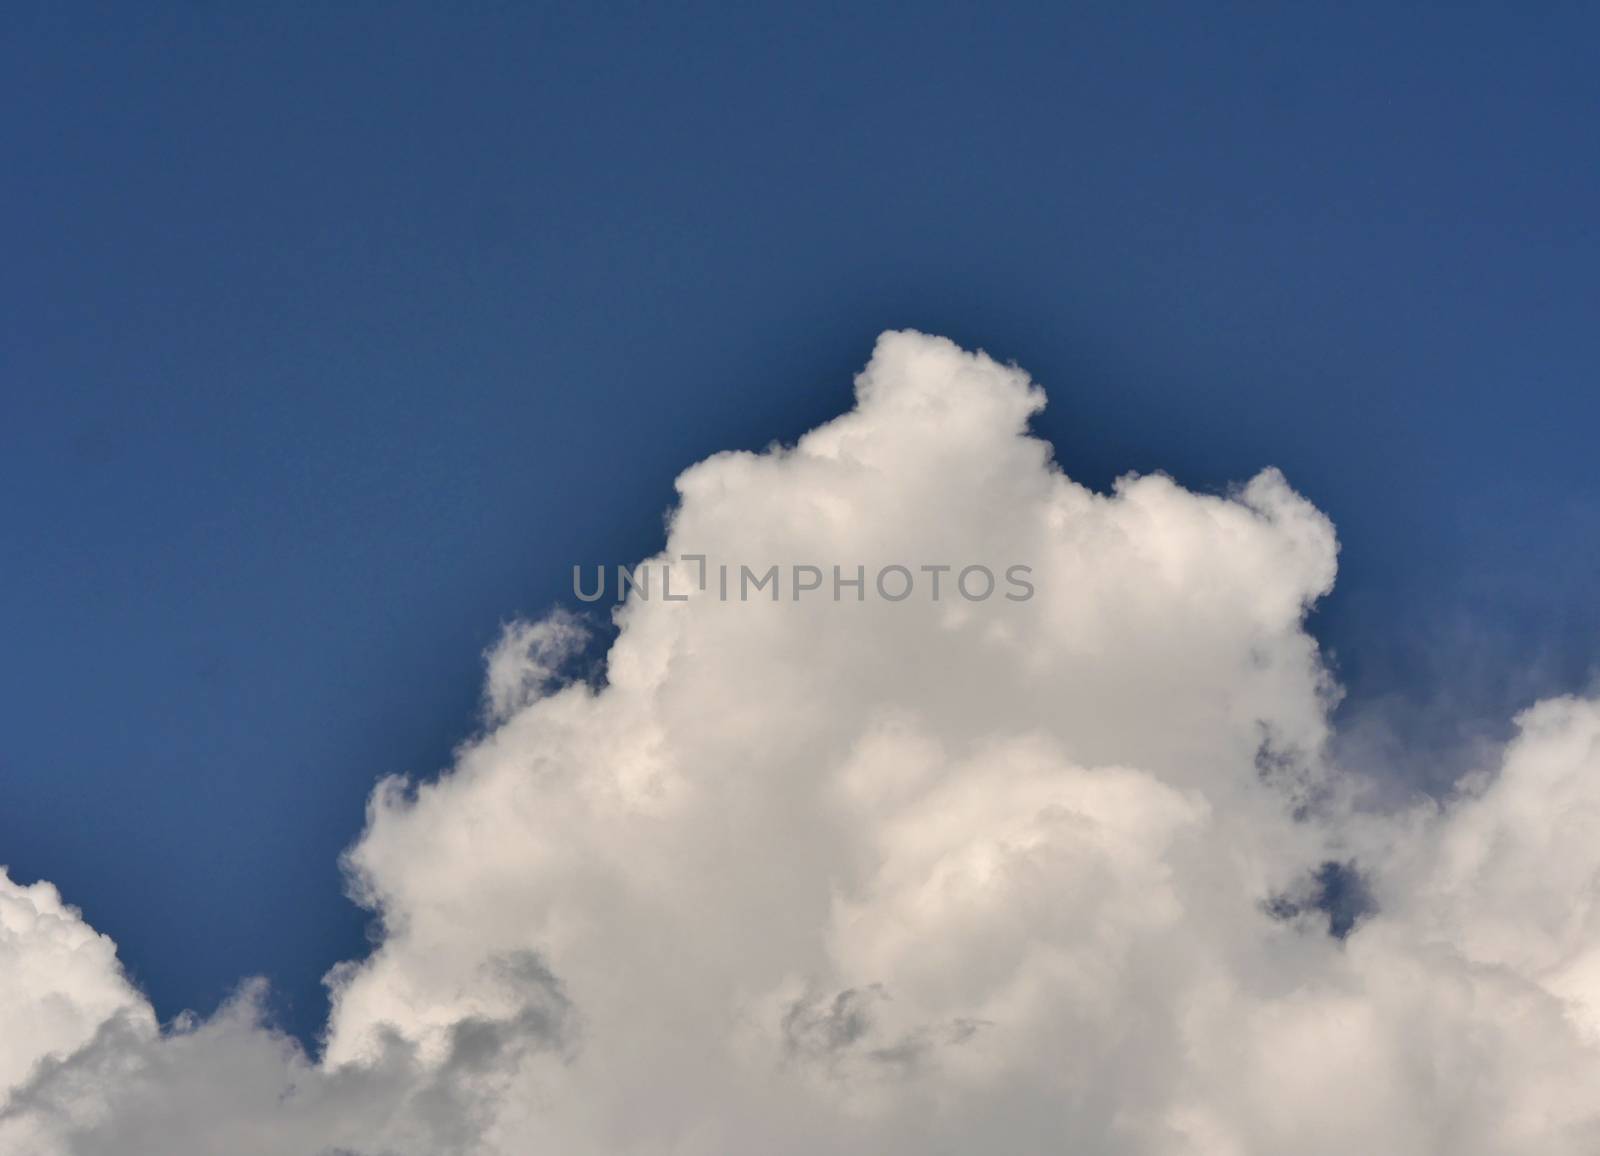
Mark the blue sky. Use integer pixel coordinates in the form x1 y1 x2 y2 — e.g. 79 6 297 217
4 3 1598 1050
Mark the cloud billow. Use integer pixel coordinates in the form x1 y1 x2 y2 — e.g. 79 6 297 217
5 332 1600 1154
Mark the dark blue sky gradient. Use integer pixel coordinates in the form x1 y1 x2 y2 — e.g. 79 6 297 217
4 4 1598 1046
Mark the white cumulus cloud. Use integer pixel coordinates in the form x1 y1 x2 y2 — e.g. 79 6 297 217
4 331 1600 1154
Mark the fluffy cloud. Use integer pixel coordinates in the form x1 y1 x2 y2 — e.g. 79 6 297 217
4 332 1599 1154
0 875 150 1095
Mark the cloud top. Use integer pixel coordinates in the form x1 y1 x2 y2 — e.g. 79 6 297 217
4 332 1598 1154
